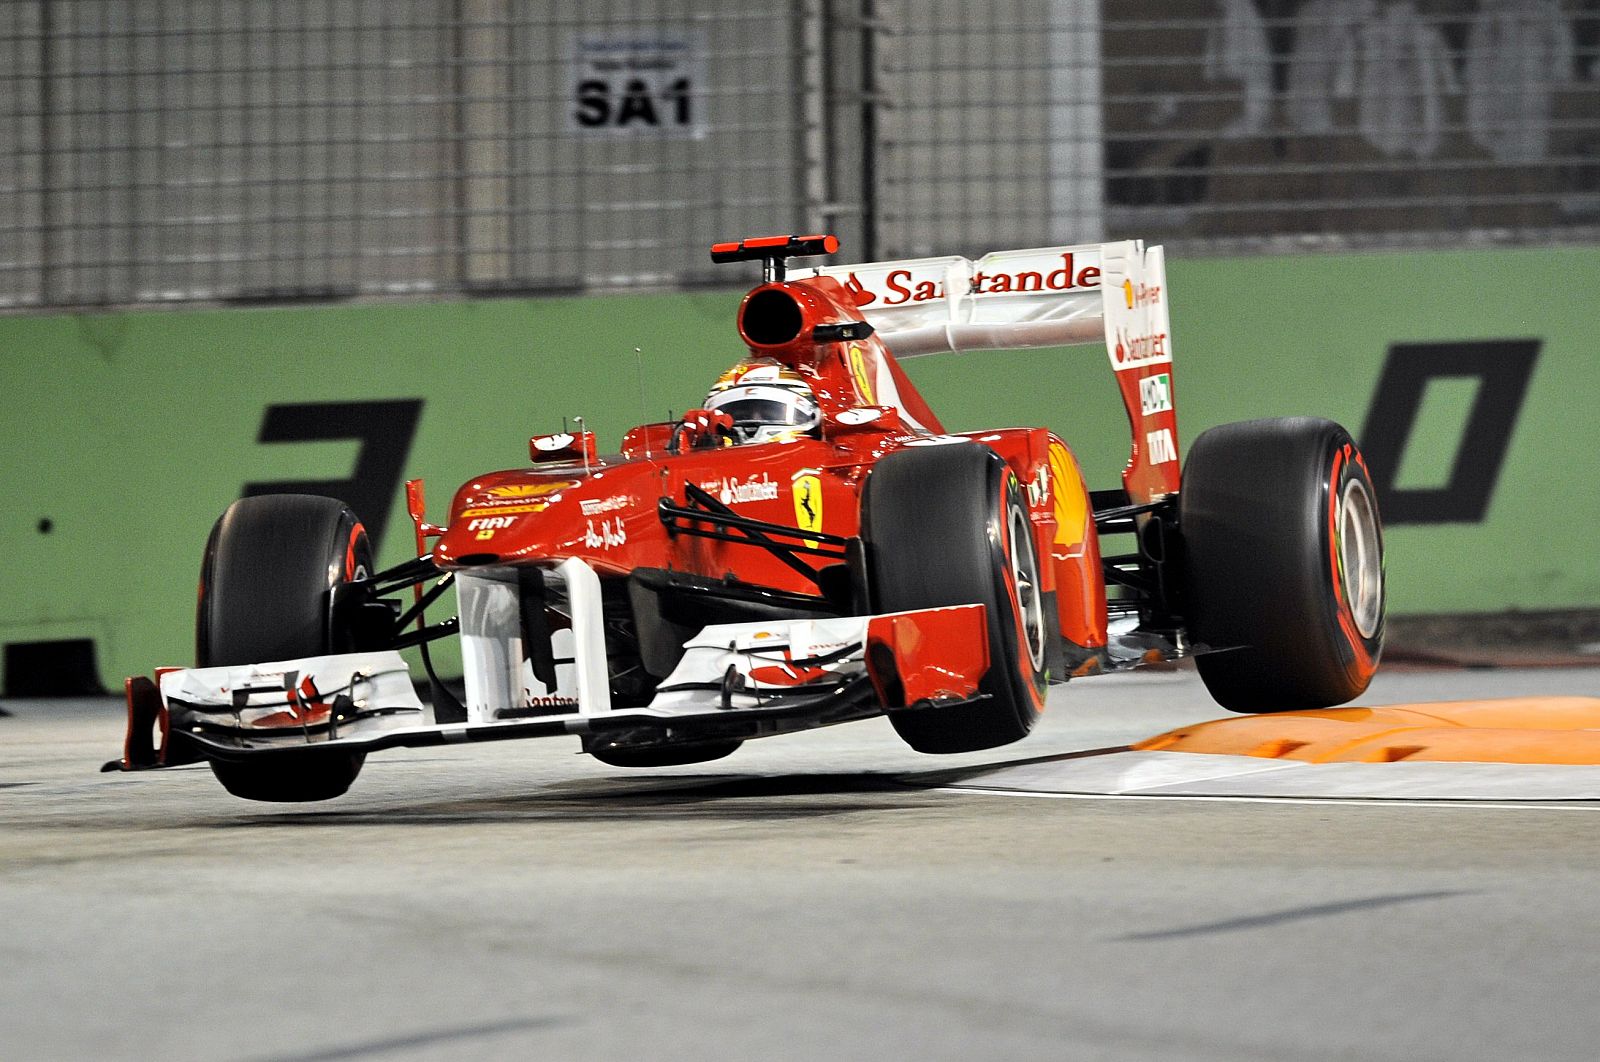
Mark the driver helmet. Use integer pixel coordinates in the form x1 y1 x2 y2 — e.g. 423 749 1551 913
704 360 820 444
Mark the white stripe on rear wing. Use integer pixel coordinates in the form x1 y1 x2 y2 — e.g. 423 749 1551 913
796 239 1171 372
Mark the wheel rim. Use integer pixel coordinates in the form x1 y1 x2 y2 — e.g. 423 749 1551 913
1336 476 1383 640
1007 503 1048 672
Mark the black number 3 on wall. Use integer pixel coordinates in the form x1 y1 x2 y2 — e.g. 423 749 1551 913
243 399 424 553
1358 340 1539 525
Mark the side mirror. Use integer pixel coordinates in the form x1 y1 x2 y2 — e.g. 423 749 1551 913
824 405 903 437
529 431 598 465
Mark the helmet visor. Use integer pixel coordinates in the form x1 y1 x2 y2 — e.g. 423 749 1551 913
715 397 815 427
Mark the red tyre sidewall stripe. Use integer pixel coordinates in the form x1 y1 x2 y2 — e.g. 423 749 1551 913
1325 443 1376 677
345 522 367 581
997 476 1047 712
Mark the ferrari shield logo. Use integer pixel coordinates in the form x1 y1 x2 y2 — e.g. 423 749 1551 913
792 474 823 548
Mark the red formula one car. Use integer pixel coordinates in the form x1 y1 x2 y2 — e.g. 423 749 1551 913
111 234 1385 801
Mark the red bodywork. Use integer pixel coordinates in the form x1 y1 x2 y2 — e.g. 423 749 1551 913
426 267 1116 657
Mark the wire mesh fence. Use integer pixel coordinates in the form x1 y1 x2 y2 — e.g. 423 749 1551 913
1 0 1596 311
0 0 816 308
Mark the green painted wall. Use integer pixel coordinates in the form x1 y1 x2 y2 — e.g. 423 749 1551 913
3 246 1596 688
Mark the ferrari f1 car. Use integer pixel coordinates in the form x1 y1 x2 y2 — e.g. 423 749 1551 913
111 234 1385 801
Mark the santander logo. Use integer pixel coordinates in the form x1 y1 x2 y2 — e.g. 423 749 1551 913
840 252 1102 308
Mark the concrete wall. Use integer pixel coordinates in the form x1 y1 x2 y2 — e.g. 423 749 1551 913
3 245 1595 688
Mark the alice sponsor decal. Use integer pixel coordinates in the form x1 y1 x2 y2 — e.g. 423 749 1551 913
702 473 779 505
584 517 627 550
1147 428 1178 465
843 252 1102 307
579 494 629 516
1111 328 1170 371
1139 373 1172 416
792 473 823 548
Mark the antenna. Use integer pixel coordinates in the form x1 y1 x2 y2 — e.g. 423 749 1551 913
634 346 650 457
573 415 589 475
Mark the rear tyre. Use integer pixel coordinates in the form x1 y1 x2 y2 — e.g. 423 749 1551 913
863 443 1048 754
1179 417 1384 713
196 494 373 801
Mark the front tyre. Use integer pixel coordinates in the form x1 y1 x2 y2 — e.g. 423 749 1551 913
863 443 1048 754
1180 418 1384 713
196 494 373 800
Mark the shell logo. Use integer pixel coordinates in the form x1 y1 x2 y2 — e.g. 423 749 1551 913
488 481 577 499
1048 443 1088 552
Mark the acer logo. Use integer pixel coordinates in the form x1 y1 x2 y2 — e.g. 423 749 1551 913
844 253 1102 307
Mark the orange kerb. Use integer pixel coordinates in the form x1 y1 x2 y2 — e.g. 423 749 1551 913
1131 697 1600 765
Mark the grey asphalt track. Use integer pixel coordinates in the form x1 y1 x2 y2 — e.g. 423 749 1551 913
4 664 1600 1062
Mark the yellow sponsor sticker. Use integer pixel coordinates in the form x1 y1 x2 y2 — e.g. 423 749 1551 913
792 474 823 548
847 345 875 404
460 503 550 518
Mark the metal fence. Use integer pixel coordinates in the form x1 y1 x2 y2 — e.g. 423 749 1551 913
2 1 1597 311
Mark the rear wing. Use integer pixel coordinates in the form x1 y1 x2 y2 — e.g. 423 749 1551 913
797 240 1180 502
794 240 1169 366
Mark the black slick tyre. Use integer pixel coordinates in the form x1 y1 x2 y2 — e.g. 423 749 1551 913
862 443 1048 753
196 493 373 801
1179 417 1384 713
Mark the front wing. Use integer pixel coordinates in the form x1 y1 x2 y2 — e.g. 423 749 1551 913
110 605 989 769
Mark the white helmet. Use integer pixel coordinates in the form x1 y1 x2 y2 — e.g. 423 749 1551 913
704 360 821 444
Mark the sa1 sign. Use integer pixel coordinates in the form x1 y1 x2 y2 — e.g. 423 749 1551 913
569 33 707 139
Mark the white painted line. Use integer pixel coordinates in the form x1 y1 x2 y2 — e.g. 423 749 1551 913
940 749 1600 801
938 786 1600 811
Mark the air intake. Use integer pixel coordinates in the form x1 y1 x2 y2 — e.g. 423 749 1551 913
740 288 805 347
